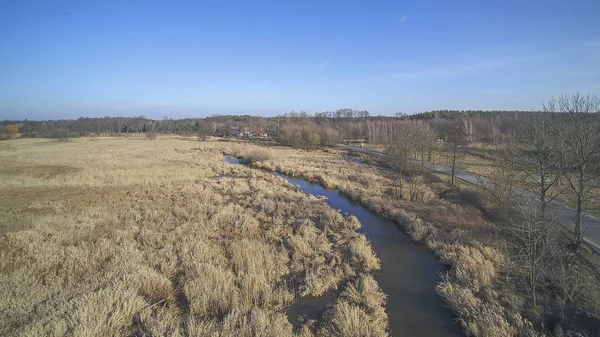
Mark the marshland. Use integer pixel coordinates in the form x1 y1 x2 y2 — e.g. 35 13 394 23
2 102 600 337
4 1 600 335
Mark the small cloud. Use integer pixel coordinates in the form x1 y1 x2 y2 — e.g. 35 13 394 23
317 59 330 70
395 15 408 25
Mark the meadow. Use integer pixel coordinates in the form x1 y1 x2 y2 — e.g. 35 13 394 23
0 136 385 336
2 135 599 336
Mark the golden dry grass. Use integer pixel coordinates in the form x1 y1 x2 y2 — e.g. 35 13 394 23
0 136 385 336
230 142 529 336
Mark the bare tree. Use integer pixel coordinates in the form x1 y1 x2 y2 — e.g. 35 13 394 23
552 94 600 246
441 120 467 186
463 118 476 147
385 124 415 199
413 121 436 171
490 115 501 151
550 251 583 318
514 112 564 219
507 199 560 308
406 172 424 202
486 147 521 214
197 120 216 141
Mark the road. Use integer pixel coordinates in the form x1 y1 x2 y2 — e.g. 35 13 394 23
339 144 600 254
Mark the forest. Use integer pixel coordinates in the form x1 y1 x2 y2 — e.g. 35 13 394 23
2 108 533 147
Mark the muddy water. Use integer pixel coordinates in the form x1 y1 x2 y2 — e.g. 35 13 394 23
223 156 462 336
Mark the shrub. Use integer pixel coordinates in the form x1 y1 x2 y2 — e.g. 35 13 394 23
341 274 387 320
347 236 381 273
146 130 158 140
441 186 486 212
320 299 387 337
243 148 272 164
0 124 19 139
436 276 516 336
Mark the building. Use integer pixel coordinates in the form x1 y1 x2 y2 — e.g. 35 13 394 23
255 128 268 138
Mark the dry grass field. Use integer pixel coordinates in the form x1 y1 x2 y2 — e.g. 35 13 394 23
240 144 600 336
0 136 385 336
235 144 519 335
3 136 598 336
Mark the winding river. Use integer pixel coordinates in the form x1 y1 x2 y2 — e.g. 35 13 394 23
224 155 462 336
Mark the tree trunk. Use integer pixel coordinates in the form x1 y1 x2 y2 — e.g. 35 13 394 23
421 146 425 171
531 270 537 308
540 177 547 220
574 171 585 247
451 144 457 186
530 225 537 308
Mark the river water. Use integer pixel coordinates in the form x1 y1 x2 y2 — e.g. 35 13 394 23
223 155 462 336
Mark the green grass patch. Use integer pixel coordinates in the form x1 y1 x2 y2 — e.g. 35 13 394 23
433 172 478 190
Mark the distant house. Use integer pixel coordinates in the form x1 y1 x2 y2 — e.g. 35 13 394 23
255 128 268 138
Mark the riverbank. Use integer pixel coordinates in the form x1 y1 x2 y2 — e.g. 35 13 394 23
230 142 600 336
230 143 518 335
225 155 462 336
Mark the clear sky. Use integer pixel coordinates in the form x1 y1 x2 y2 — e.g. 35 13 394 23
1 0 599 120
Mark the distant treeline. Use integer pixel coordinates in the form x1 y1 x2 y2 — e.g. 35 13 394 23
1 109 536 147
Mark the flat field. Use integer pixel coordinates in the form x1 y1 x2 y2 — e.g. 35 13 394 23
0 136 385 336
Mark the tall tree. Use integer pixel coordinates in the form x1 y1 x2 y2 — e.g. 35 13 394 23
441 120 467 186
413 121 436 171
553 94 600 246
385 123 415 199
514 112 564 219
463 118 476 147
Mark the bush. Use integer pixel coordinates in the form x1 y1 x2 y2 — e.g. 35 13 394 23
319 276 388 337
146 130 158 140
243 148 272 164
440 186 486 212
0 124 19 139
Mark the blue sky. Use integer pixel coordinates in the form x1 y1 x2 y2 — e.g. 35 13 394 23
1 0 599 120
